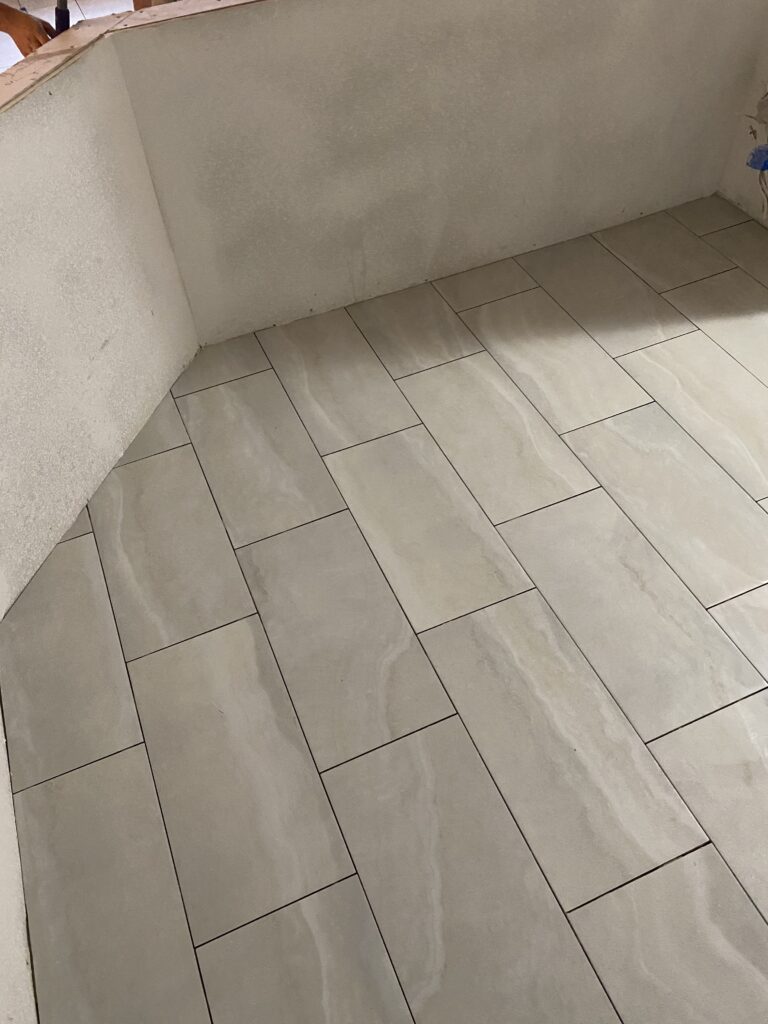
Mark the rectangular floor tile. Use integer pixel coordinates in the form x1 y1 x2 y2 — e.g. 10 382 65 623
421 591 703 909
89 446 254 661
594 212 733 291
500 490 763 739
463 288 650 432
566 404 768 606
60 505 91 542
325 718 617 1024
399 352 595 522
14 747 209 1024
432 256 535 311
347 283 482 378
0 536 141 791
668 195 750 236
198 877 411 1024
620 331 768 498
710 584 768 678
325 426 530 632
171 332 269 397
129 617 351 944
652 693 768 918
257 308 418 455
238 512 451 770
665 268 768 386
706 220 768 288
177 371 344 547
116 393 188 467
571 847 768 1024
517 236 693 356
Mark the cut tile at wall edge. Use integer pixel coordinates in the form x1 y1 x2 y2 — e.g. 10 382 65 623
0 727 36 1024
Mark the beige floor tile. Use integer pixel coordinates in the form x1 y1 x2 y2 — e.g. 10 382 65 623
517 235 693 356
347 283 482 378
500 490 763 739
198 878 411 1024
594 212 733 291
463 288 650 431
14 747 209 1024
89 446 254 660
422 591 703 909
620 331 768 498
326 719 618 1023
326 426 530 631
238 512 452 770
668 195 750 236
0 536 140 790
706 220 768 288
400 352 595 522
572 847 768 1024
130 617 351 944
432 256 535 311
567 404 768 606
258 308 418 454
171 333 269 397
116 393 188 467
178 371 344 547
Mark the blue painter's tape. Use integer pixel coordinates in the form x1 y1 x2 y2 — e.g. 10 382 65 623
747 145 768 171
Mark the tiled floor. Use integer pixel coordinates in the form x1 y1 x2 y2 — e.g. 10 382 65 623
4 193 768 1023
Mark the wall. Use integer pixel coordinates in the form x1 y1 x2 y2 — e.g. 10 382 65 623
0 39 198 619
114 0 766 345
719 19 768 224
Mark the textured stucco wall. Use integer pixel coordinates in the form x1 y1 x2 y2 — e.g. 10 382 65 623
114 0 766 345
719 21 768 224
0 39 198 619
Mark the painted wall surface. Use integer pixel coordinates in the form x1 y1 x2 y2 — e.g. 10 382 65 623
115 0 766 344
0 39 198 619
719 24 768 224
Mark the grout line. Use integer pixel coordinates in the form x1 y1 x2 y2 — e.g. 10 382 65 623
647 686 768 744
172 364 271 400
589 229 736 293
456 284 659 433
567 841 712 915
557 405 654 436
194 873 358 949
176 373 420 1024
492 488 602 527
347 312 625 1020
393 350 482 381
502 488 768 938
237 562 420 1024
125 612 257 665
321 423 419 457
232 509 348 552
707 579 768 610
115 440 189 471
12 742 145 796
88 508 216 1023
320 714 459 773
698 219 752 236
416 589 536 635
615 329 710 359
447 281 539 315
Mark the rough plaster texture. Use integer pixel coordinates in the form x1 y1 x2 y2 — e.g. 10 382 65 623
114 0 766 344
719 21 768 224
0 39 197 619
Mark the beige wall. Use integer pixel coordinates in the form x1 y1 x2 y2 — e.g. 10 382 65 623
115 0 766 345
719 20 768 224
0 40 197 619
